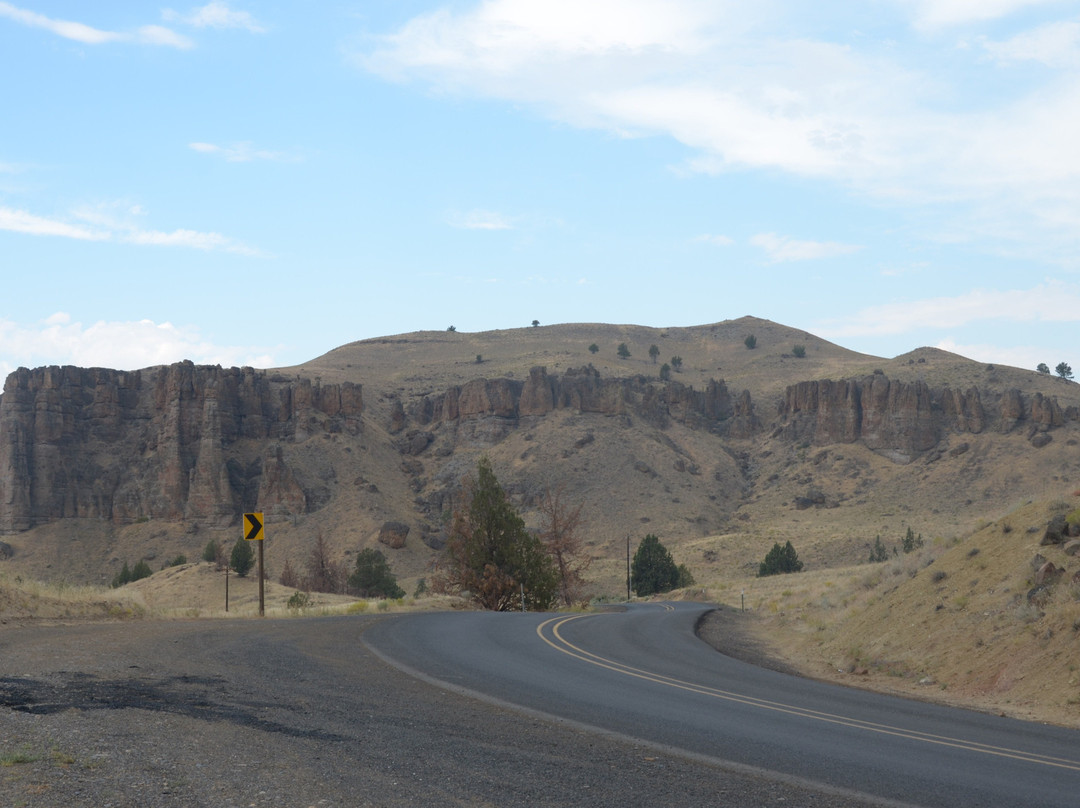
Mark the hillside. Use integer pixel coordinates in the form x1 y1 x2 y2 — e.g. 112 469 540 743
1 316 1079 600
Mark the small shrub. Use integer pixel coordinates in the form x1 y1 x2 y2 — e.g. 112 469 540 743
744 334 757 349
287 591 311 610
413 578 428 598
931 570 948 583
792 344 806 358
617 343 631 359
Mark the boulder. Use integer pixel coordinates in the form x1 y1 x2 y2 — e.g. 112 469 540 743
378 521 410 549
1034 561 1063 586
1041 514 1068 546
1063 540 1080 557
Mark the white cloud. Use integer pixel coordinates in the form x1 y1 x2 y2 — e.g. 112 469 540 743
750 232 861 263
359 1 1080 264
981 20 1080 68
188 141 294 162
0 2 192 48
899 0 1063 29
163 2 266 33
0 206 109 241
0 204 261 255
0 314 277 374
818 281 1080 339
447 209 514 230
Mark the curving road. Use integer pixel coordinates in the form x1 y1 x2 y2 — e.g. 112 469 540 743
364 602 1080 808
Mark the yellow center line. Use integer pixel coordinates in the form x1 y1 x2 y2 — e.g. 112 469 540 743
536 613 1080 772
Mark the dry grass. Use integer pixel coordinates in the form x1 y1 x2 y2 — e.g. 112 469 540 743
678 499 1080 727
0 561 464 624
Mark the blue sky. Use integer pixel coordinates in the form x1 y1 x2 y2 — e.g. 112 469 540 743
3 1 1080 377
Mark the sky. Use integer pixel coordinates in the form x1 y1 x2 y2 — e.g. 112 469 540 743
3 1 1080 378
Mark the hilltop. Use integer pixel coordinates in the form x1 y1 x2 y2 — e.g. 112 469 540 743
1 316 1078 598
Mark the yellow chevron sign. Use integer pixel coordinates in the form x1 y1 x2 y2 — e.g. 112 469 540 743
243 512 264 541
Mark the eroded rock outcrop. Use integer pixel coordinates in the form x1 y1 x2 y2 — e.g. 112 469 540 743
781 374 1072 461
0 362 361 531
406 365 758 436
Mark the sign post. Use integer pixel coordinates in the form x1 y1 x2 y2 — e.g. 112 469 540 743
244 512 265 617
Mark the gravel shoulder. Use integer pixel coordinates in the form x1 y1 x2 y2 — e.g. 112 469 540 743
2 613 887 808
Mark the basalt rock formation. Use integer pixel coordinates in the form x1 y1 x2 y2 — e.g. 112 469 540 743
780 373 1076 462
0 362 361 532
405 365 759 436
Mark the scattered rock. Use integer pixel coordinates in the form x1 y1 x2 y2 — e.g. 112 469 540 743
1063 540 1080 557
1034 561 1063 586
0 541 12 560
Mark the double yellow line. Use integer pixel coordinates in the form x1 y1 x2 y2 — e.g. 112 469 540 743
537 612 1080 772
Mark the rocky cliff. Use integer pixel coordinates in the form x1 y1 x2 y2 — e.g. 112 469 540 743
0 362 362 532
780 373 1076 462
402 365 759 436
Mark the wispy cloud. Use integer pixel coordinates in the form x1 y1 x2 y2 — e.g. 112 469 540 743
0 313 277 375
358 1 1080 265
900 0 1063 29
163 2 266 34
818 281 1080 339
188 141 296 162
0 204 262 255
750 232 861 263
447 209 514 230
0 206 109 241
980 20 1080 68
0 2 192 48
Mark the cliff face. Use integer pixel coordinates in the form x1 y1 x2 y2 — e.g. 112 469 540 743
781 374 1075 461
405 365 759 436
0 362 361 532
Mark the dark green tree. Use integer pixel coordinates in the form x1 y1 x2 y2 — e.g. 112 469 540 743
1056 362 1074 381
230 537 255 577
588 343 599 354
1037 362 1050 374
531 319 540 328
111 561 132 588
631 534 681 596
446 325 456 332
901 527 923 554
744 334 757 350
131 559 152 581
349 548 405 599
617 343 631 359
649 344 660 363
792 344 806 358
868 535 889 563
676 564 695 588
670 355 683 372
202 539 219 563
758 541 803 577
438 458 558 611
659 363 671 381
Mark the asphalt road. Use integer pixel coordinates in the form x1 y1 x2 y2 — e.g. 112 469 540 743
363 602 1080 808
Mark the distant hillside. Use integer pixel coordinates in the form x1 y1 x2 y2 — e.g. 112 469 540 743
2 316 1079 597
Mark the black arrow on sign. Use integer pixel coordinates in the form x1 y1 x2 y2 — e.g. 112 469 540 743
244 512 263 541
